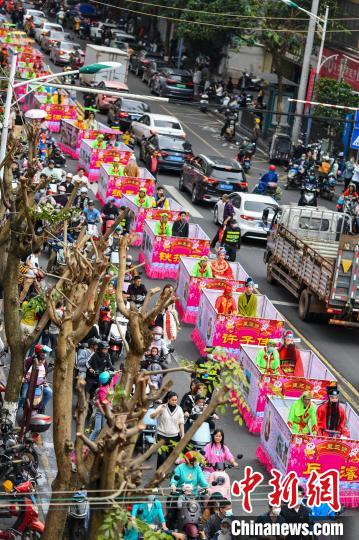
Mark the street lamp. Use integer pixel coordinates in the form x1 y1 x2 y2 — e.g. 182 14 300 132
0 58 123 183
279 1 329 142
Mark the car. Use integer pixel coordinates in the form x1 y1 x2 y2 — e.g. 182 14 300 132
23 8 45 25
110 30 136 46
35 22 63 43
213 192 279 240
90 22 121 43
50 41 84 66
40 30 71 53
142 59 170 85
130 51 164 76
140 134 193 173
179 155 248 204
151 68 194 100
95 81 129 112
131 113 185 142
107 98 150 130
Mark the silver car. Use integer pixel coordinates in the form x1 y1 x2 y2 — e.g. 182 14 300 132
214 192 278 240
50 42 84 66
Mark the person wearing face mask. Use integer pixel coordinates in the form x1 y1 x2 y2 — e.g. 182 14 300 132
256 504 287 540
203 498 232 540
124 489 167 540
281 485 313 539
237 277 258 318
214 517 232 540
150 326 169 358
278 330 304 377
256 340 281 375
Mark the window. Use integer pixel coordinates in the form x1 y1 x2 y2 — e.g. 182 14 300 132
210 167 244 182
298 217 329 231
244 201 277 213
154 120 181 130
232 196 242 209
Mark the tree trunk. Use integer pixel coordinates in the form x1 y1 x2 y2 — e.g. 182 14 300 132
43 331 75 539
3 241 25 422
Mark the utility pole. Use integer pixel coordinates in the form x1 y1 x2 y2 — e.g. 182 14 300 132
0 50 17 190
291 0 319 143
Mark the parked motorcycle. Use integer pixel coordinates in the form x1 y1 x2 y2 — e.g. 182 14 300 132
0 479 44 537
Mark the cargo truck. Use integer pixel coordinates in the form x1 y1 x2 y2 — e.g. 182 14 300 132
80 44 129 86
263 206 359 326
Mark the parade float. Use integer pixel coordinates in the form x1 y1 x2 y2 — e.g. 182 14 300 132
122 194 185 246
79 140 134 182
58 119 120 159
192 289 285 356
97 166 156 205
257 396 359 507
25 89 78 133
176 257 249 324
139 220 210 280
232 345 337 433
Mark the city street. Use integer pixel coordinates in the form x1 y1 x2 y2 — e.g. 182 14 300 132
30 39 358 515
2 5 359 533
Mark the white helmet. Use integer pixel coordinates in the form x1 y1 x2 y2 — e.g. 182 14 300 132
80 186 88 193
66 172 73 179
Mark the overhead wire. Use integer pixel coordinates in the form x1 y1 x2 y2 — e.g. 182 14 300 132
88 0 358 33
88 0 312 32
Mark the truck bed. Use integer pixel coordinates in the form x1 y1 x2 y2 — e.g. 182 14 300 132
272 225 335 302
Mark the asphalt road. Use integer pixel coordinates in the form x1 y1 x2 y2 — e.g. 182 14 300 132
25 31 359 519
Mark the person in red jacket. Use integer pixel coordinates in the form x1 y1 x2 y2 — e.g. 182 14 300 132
278 330 304 377
214 284 237 315
317 385 350 438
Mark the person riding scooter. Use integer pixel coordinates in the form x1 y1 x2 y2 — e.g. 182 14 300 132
19 348 53 412
257 165 278 194
171 451 208 495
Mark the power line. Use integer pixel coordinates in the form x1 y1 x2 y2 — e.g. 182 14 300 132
98 0 311 20
88 0 313 32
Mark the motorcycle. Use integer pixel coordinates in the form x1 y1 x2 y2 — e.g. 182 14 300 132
108 315 128 365
138 406 157 453
0 479 44 537
285 163 302 189
205 462 234 501
67 491 89 540
199 92 209 113
319 173 336 201
222 110 238 142
253 182 282 202
172 485 207 539
298 181 318 207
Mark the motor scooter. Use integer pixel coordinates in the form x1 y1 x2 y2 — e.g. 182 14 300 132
190 414 212 452
298 180 318 207
67 491 89 540
199 92 209 113
174 485 207 539
319 172 336 201
108 315 128 365
139 406 157 453
0 479 44 538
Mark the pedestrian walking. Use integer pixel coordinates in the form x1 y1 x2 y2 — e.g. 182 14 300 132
193 68 202 97
150 391 184 468
344 157 356 189
220 219 241 262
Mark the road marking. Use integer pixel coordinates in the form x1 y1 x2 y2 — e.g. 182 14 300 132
285 318 359 411
271 300 298 307
160 104 223 156
163 185 203 218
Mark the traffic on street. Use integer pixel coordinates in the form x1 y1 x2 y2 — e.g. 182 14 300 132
0 1 358 539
